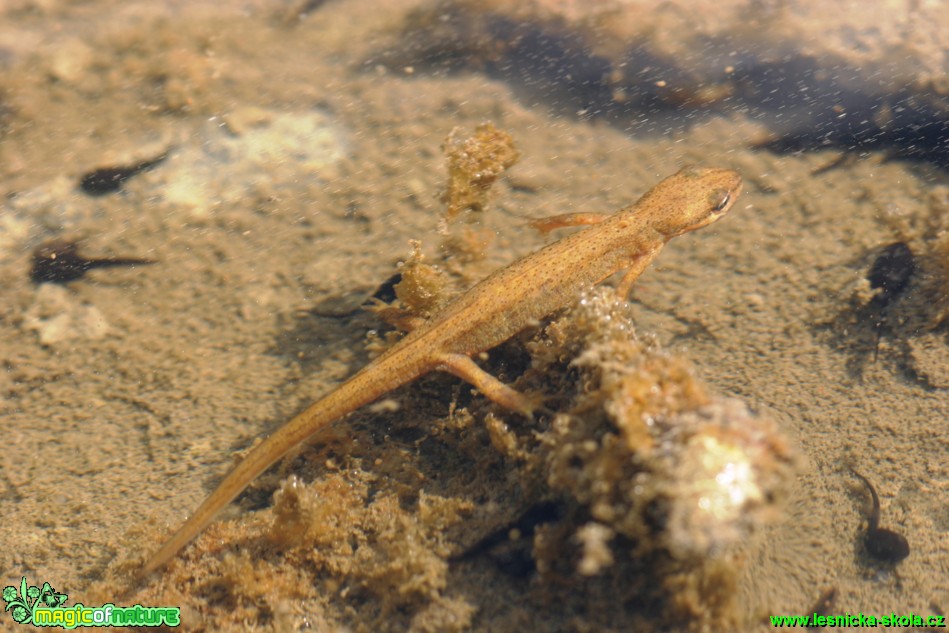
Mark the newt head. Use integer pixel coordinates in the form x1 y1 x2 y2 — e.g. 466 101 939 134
645 165 743 238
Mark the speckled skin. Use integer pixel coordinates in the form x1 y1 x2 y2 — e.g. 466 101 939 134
140 166 743 576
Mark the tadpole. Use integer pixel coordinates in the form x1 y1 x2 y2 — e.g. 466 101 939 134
866 242 916 359
850 469 909 564
31 239 156 283
868 242 916 308
79 152 168 196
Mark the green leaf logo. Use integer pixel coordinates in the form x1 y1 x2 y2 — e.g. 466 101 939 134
2 576 68 625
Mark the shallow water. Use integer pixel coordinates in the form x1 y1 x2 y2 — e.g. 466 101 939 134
1 1 946 630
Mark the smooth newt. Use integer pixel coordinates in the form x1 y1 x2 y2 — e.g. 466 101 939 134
140 165 743 576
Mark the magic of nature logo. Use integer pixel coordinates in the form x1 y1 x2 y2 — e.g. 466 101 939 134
3 576 180 628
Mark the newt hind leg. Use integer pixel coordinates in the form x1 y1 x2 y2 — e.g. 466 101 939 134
436 353 543 417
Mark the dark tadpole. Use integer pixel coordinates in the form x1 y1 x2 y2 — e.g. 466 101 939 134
866 242 916 360
369 272 402 305
31 239 156 284
850 469 909 564
306 272 403 318
79 152 168 196
868 242 916 307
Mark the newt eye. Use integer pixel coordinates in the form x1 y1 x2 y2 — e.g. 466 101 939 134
711 189 731 213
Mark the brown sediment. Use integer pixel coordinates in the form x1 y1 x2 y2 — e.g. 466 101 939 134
441 122 520 221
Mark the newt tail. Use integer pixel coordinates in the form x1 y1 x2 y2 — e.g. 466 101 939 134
141 348 433 575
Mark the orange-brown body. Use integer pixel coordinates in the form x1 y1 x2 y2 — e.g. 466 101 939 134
141 166 743 575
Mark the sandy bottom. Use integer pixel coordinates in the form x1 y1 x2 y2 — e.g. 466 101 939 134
0 1 946 631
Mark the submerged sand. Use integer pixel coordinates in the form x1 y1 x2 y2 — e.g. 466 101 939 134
0 1 946 631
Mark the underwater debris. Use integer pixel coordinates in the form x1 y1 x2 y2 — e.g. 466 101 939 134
452 500 565 577
366 241 450 333
358 123 519 335
656 398 793 559
441 122 519 221
31 239 155 283
525 289 797 626
393 241 450 319
319 123 516 326
438 123 519 267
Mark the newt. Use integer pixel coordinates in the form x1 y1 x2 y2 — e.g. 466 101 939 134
140 165 743 576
